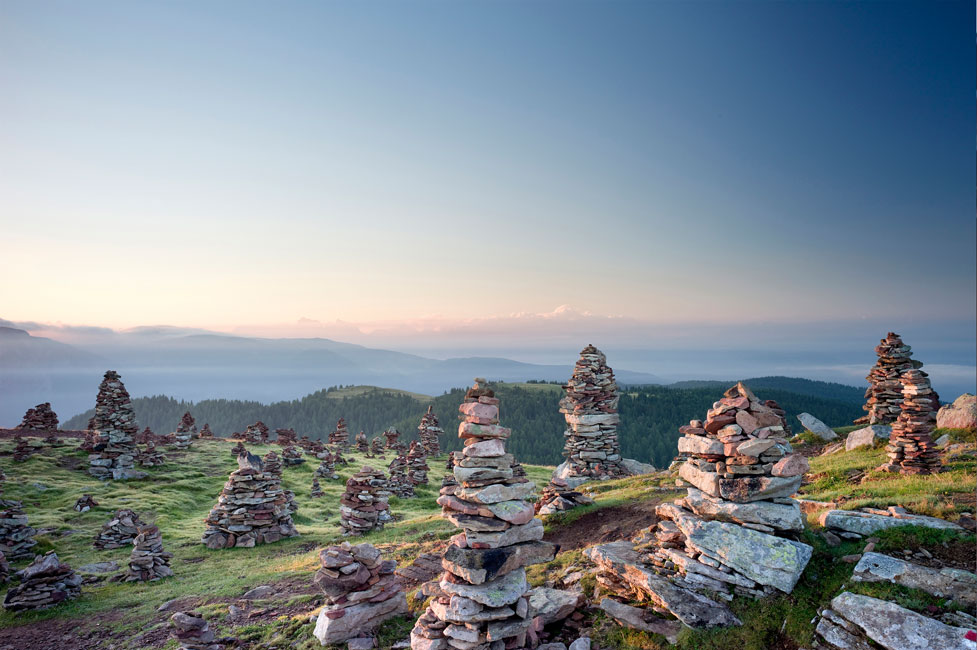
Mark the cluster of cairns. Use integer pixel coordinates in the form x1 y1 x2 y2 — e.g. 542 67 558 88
12 436 33 462
387 451 415 498
88 370 146 480
140 439 167 466
122 525 173 582
406 441 430 486
355 430 369 453
170 611 224 650
310 477 324 498
858 332 922 425
2 552 81 612
312 542 409 645
0 498 38 560
535 477 594 515
880 369 942 474
339 466 391 535
418 405 443 457
242 421 269 444
16 402 59 432
201 451 298 549
315 453 340 480
412 379 556 650
74 494 98 512
557 345 630 483
329 418 350 448
275 427 297 445
282 445 305 466
172 412 196 450
93 509 145 549
198 423 214 439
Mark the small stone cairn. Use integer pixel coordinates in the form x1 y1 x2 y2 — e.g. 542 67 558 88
535 477 594 515
383 427 403 452
16 402 59 432
140 439 166 467
93 508 145 549
310 477 324 498
329 418 350 448
262 451 297 516
135 427 154 444
406 441 430 486
0 499 38 560
242 421 269 444
0 551 9 583
312 542 409 645
11 436 33 462
198 423 214 439
201 451 298 549
282 445 305 466
170 611 223 650
388 451 415 498
558 345 629 483
859 332 922 425
418 405 443 457
230 441 246 456
123 525 173 581
355 430 369 453
172 412 196 449
315 453 339 480
88 370 145 480
881 369 942 474
2 552 81 612
339 466 391 536
412 379 555 650
78 428 97 453
74 494 99 513
275 427 297 446
370 437 385 457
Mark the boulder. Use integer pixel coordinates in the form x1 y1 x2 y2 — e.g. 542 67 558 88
683 488 804 532
621 458 656 476
819 510 963 536
797 413 838 441
528 587 582 625
598 598 682 644
852 552 977 608
845 425 891 451
937 394 977 431
313 595 409 645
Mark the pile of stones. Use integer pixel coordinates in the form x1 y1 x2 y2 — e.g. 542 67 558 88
535 477 595 515
388 452 415 498
370 437 385 457
418 405 443 457
140 439 167 467
880 369 942 474
0 499 38 560
383 427 404 452
339 466 391 536
43 430 61 446
2 552 82 611
312 542 409 645
170 611 223 650
310 478 324 498
201 451 298 549
262 452 297 517
413 379 555 650
282 445 305 466
406 441 430 486
88 370 146 480
0 551 8 583
315 454 340 480
355 430 369 453
859 332 922 425
17 402 59 431
242 421 269 444
329 418 350 448
135 427 155 444
230 441 246 456
172 412 196 450
78 429 96 453
93 509 145 549
275 428 297 445
123 525 173 582
12 436 33 462
198 423 214 439
74 494 99 513
557 345 629 483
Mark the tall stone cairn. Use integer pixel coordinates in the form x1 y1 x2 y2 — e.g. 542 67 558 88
262 451 297 516
2 552 81 612
407 441 430 486
0 499 37 560
124 525 173 581
388 451 415 498
310 477 324 498
198 423 214 439
559 345 629 481
418 405 444 457
93 509 146 549
860 332 923 425
16 402 59 432
339 466 391 536
412 379 556 650
329 418 350 448
173 412 196 450
355 430 369 454
312 542 409 645
201 451 298 549
170 611 223 650
882 369 942 474
383 427 403 451
89 370 144 480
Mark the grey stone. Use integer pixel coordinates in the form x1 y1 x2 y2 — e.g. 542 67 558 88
313 591 409 644
853 552 977 608
797 413 838 441
827 591 975 650
440 568 528 608
527 587 581 625
242 585 275 600
683 488 804 532
568 638 591 650
78 561 120 574
597 598 683 643
819 510 963 536
846 426 890 451
621 458 655 475
442 541 556 585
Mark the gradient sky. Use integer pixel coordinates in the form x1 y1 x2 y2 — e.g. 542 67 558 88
1 1 974 333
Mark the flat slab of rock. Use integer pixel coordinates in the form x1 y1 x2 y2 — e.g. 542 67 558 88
853 552 977 608
313 592 409 644
797 413 838 441
846 425 890 451
820 510 963 536
621 458 655 475
78 561 120 574
528 587 582 625
598 598 683 644
684 488 804 532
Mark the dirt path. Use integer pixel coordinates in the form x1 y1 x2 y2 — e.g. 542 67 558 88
543 494 678 551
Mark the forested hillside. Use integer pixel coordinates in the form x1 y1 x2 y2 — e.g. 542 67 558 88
664 376 864 404
64 381 863 468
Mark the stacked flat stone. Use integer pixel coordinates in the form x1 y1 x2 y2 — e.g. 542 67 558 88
12 436 33 462
93 509 145 549
310 478 324 498
124 525 173 581
262 452 297 517
2 552 81 612
649 382 812 598
339 466 391 536
383 427 403 452
329 418 350 448
282 445 305 466
16 402 59 431
558 345 629 481
412 379 556 650
198 423 214 439
140 439 166 467
0 499 37 560
230 441 246 456
43 430 59 446
535 477 595 515
356 431 369 453
315 454 339 480
312 542 409 645
74 494 99 513
172 412 196 450
275 428 297 445
171 611 223 650
407 441 430 486
136 427 154 444
201 451 298 549
0 551 8 583
446 451 459 472
241 421 269 444
388 451 415 498
370 437 385 457
860 332 922 425
418 406 444 457
881 369 942 474
89 370 144 480
78 429 96 453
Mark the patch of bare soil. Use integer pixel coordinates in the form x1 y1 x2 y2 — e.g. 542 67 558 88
0 615 127 650
544 497 669 551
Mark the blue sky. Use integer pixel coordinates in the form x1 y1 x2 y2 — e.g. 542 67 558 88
0 1 974 332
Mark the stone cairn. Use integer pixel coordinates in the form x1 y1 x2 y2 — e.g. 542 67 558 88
140 439 166 467
315 453 340 480
282 445 305 466
418 405 444 457
230 441 246 456
881 369 942 474
0 551 8 584
329 418 350 448
859 332 922 425
339 466 391 536
412 379 555 650
310 477 324 498
383 427 404 452
122 525 173 581
93 508 145 549
79 428 97 453
135 427 154 444
170 611 223 650
388 451 415 498
2 552 81 612
355 430 369 454
201 451 298 549
74 494 99 513
0 498 37 560
262 451 297 517
312 542 409 645
198 423 214 439
17 402 59 431
12 436 33 462
275 427 297 446
242 421 269 444
407 441 430 486
172 412 196 450
535 477 595 515
370 437 385 457
89 370 144 480
558 345 629 482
